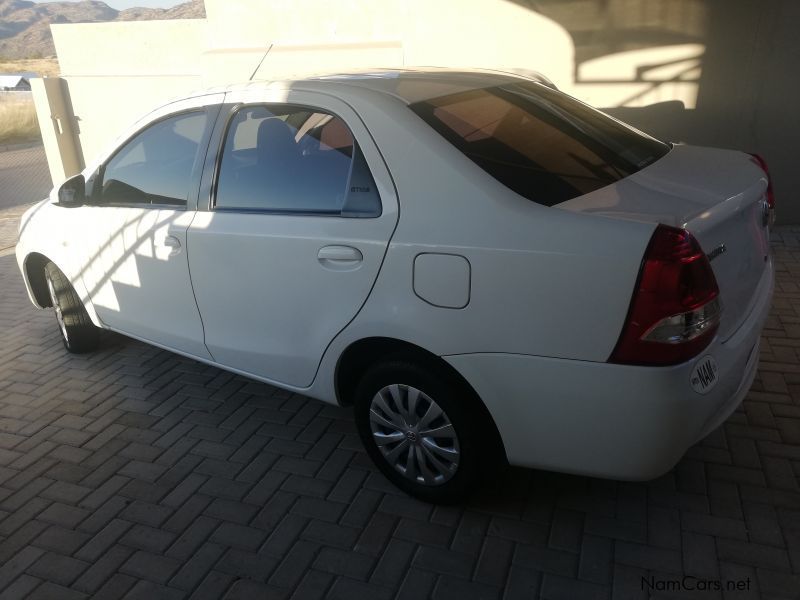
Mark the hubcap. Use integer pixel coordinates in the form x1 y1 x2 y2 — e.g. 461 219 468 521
368 384 460 486
46 275 68 341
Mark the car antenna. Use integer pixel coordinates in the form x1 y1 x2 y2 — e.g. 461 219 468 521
249 43 274 81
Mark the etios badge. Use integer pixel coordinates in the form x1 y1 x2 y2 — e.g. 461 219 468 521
707 244 726 262
691 355 718 394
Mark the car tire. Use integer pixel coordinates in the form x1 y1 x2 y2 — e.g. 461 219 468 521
354 359 488 504
44 262 101 353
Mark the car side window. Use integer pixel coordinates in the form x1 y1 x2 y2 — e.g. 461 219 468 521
97 111 208 207
215 104 381 217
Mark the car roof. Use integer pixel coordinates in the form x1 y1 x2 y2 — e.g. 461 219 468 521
214 67 551 104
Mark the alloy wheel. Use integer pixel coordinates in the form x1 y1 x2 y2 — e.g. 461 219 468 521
368 383 460 486
46 274 68 341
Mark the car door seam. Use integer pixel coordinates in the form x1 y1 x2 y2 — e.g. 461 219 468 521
302 91 403 389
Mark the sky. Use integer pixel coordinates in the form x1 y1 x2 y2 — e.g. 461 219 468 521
32 0 184 9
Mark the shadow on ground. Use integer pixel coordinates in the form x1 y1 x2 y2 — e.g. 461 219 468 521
1 234 799 598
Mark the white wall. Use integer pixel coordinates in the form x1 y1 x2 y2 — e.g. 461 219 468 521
36 0 572 171
49 19 207 169
34 0 799 222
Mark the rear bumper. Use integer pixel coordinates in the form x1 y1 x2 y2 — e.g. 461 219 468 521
444 258 773 480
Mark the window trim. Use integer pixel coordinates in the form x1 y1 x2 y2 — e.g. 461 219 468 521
89 107 213 211
210 102 381 218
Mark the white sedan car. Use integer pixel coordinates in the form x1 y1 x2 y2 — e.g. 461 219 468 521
17 69 774 503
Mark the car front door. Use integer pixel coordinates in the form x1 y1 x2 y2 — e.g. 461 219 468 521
187 90 398 387
75 95 223 359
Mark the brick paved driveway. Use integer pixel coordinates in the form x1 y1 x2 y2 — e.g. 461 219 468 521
1 210 800 597
0 143 51 252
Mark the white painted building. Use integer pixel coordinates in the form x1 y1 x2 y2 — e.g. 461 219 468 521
30 0 800 222
0 74 33 92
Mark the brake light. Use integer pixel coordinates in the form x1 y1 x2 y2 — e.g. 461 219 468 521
750 153 775 210
610 225 721 366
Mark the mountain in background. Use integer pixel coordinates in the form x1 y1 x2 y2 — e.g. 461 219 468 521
0 0 205 59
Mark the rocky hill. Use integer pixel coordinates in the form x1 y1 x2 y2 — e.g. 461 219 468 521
0 0 205 59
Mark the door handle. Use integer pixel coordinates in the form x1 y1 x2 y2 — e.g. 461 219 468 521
163 235 182 256
317 245 363 270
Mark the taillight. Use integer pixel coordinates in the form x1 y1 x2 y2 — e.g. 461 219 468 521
750 153 775 216
610 225 721 366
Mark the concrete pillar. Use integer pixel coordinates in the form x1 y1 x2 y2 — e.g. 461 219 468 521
31 76 84 185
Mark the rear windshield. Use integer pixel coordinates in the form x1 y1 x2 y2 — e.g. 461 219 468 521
410 82 670 206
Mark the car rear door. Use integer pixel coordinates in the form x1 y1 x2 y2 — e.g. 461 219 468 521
76 95 223 359
187 88 398 387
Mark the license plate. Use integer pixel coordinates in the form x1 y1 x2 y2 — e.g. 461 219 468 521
690 355 718 394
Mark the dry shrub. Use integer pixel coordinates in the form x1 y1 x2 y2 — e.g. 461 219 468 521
0 58 60 77
0 98 41 145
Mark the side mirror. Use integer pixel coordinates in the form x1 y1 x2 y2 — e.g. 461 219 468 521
57 174 86 208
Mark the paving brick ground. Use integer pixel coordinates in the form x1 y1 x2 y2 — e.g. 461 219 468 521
0 143 51 252
0 143 51 211
1 151 800 597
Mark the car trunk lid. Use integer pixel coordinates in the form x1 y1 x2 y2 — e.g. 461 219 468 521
557 144 771 342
